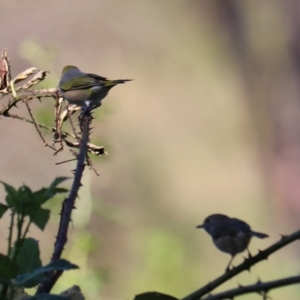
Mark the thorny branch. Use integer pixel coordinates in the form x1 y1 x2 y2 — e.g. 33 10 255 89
0 50 106 294
202 275 300 300
36 112 92 294
181 230 300 300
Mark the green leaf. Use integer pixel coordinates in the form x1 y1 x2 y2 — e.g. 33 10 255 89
31 207 51 231
25 295 71 300
16 238 42 274
46 177 70 197
0 253 18 280
52 187 69 194
15 259 78 288
1 183 36 210
134 292 178 300
0 181 18 206
32 177 69 206
17 185 34 205
31 296 71 300
0 203 9 218
0 179 68 211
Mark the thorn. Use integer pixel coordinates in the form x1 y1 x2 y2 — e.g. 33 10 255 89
256 277 262 284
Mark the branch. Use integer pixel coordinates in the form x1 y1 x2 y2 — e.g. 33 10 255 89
0 88 57 116
36 112 92 294
3 95 106 156
181 230 300 300
203 275 300 300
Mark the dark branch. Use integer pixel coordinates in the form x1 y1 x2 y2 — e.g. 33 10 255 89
203 275 300 300
36 112 92 294
181 230 300 300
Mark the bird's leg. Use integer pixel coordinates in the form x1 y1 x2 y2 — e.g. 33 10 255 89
246 247 252 258
77 100 92 118
88 103 100 112
225 255 235 273
80 105 89 117
80 102 100 119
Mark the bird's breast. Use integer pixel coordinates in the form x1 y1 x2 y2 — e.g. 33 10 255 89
213 232 251 255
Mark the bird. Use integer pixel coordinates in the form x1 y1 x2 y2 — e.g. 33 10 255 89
58 65 132 110
196 214 269 271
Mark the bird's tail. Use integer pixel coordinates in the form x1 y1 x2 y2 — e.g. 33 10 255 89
251 231 269 239
105 79 132 86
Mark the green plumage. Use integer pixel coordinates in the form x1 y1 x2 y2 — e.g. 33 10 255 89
58 65 132 107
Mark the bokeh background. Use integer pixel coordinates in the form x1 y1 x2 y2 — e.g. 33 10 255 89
0 0 300 299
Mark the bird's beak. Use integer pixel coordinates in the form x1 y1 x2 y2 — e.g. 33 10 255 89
196 224 203 229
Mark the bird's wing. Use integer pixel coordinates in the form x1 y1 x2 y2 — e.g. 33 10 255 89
210 218 251 238
65 74 108 90
229 218 251 233
86 73 108 81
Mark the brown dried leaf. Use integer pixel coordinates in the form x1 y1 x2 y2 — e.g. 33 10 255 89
13 67 39 84
0 49 9 90
19 70 49 90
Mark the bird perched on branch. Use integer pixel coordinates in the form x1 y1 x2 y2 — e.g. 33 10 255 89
196 214 269 271
58 65 132 110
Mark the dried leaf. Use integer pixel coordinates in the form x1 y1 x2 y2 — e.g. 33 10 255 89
13 67 39 84
0 49 9 90
19 70 49 90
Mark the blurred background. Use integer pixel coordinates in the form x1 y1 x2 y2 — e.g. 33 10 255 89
0 0 300 299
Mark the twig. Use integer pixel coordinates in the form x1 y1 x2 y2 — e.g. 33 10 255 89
55 158 78 165
53 93 64 155
4 101 105 156
24 98 57 151
85 153 100 176
0 89 57 116
64 139 106 156
67 105 81 142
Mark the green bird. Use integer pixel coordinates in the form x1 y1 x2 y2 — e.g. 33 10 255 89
58 65 132 109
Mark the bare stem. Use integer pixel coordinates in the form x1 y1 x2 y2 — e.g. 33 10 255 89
36 112 92 294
